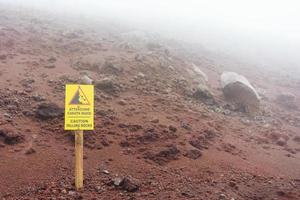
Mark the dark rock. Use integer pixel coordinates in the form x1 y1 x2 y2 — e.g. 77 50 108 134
44 65 56 69
276 191 286 196
0 54 7 60
119 140 130 147
73 60 100 71
135 54 144 62
25 147 36 155
219 194 226 199
192 84 215 105
181 122 192 130
150 118 159 123
101 139 110 147
137 130 159 144
189 136 209 150
36 103 63 120
100 61 123 75
20 78 35 87
95 78 121 94
168 125 177 132
22 110 34 117
119 123 143 132
0 128 25 145
120 178 139 192
113 177 139 192
229 181 237 188
32 94 46 102
184 149 202 159
48 57 57 63
276 138 286 146
144 145 180 165
293 136 300 143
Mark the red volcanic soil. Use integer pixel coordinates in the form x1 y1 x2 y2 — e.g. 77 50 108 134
0 6 300 200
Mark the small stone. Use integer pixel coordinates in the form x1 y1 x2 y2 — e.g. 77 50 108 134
113 177 123 186
25 147 36 155
120 178 139 192
219 194 226 199
168 125 177 132
135 54 144 62
184 149 202 160
80 75 93 85
32 94 46 102
44 65 56 69
137 72 145 78
117 100 127 106
48 57 57 63
223 109 231 115
229 181 236 187
276 191 286 196
24 87 33 93
276 138 286 146
150 118 159 123
95 186 102 192
0 54 7 60
112 177 139 192
240 118 251 125
68 191 76 196
102 170 110 175
4 113 11 118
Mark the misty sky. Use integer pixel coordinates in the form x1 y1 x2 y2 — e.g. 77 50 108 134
1 0 300 71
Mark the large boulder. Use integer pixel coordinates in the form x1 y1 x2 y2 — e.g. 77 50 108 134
276 93 298 110
221 72 260 114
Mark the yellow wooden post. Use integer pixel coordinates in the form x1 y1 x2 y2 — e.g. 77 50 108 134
75 130 83 191
65 84 94 191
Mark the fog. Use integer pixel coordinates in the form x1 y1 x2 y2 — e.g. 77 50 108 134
1 0 300 75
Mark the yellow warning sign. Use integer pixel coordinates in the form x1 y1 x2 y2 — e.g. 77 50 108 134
64 84 94 130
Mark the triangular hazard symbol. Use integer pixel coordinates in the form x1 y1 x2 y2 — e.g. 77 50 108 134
69 86 90 105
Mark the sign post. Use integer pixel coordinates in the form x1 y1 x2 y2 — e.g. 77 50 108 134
75 130 83 190
64 84 94 191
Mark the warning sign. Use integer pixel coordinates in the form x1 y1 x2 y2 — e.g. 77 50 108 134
64 84 94 130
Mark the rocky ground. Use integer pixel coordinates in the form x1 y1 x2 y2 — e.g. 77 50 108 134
0 5 300 200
